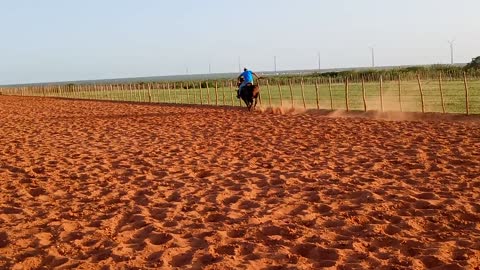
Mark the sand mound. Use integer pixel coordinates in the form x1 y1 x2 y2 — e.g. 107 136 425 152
0 96 479 269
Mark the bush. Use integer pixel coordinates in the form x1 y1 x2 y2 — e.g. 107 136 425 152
465 56 480 70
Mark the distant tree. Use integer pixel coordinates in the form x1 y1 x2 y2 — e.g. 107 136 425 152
465 56 480 70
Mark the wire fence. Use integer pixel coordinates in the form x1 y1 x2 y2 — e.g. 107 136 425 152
1 73 479 114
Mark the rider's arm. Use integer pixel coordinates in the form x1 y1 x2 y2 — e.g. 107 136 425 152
238 71 245 80
252 72 260 79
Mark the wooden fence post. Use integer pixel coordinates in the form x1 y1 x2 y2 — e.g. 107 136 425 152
138 83 141 102
361 76 367 112
206 82 211 105
277 82 283 107
148 83 152 103
288 79 294 108
214 81 218 106
129 84 133 101
439 72 445 113
133 84 137 102
109 84 114 101
127 84 132 102
172 82 177 104
143 84 148 102
111 84 115 101
222 81 226 105
237 82 242 107
379 75 384 112
110 84 115 101
118 84 122 101
154 83 159 103
160 83 164 103
137 84 142 102
192 82 197 104
314 79 320 110
130 83 136 102
416 73 425 113
345 77 350 112
301 78 306 109
158 83 163 103
148 83 153 103
229 81 234 106
266 79 272 108
463 72 470 115
257 80 262 107
80 84 85 99
176 82 180 103
199 82 203 105
167 83 171 103
115 84 119 101
117 84 122 101
398 74 403 112
130 84 135 101
328 77 333 110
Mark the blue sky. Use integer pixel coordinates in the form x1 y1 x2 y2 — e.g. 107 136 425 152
0 0 479 84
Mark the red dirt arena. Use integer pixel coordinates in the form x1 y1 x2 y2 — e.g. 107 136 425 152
0 96 479 269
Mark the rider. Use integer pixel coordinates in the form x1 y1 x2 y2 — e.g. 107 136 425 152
237 67 259 98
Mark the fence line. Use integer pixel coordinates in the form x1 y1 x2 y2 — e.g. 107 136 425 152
0 74 479 114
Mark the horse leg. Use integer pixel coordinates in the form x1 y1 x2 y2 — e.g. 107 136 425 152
248 98 254 111
243 99 250 110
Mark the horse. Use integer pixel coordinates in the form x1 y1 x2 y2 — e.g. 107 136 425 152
237 78 260 111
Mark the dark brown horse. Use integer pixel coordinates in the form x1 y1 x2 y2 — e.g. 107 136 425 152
237 78 260 111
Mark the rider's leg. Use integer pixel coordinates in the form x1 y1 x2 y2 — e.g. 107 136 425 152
238 81 247 98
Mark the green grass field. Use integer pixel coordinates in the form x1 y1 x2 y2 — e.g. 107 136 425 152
6 79 480 114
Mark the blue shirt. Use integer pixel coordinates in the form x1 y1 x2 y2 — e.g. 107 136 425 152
241 70 254 83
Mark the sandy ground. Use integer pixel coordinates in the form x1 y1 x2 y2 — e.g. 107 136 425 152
0 96 479 270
